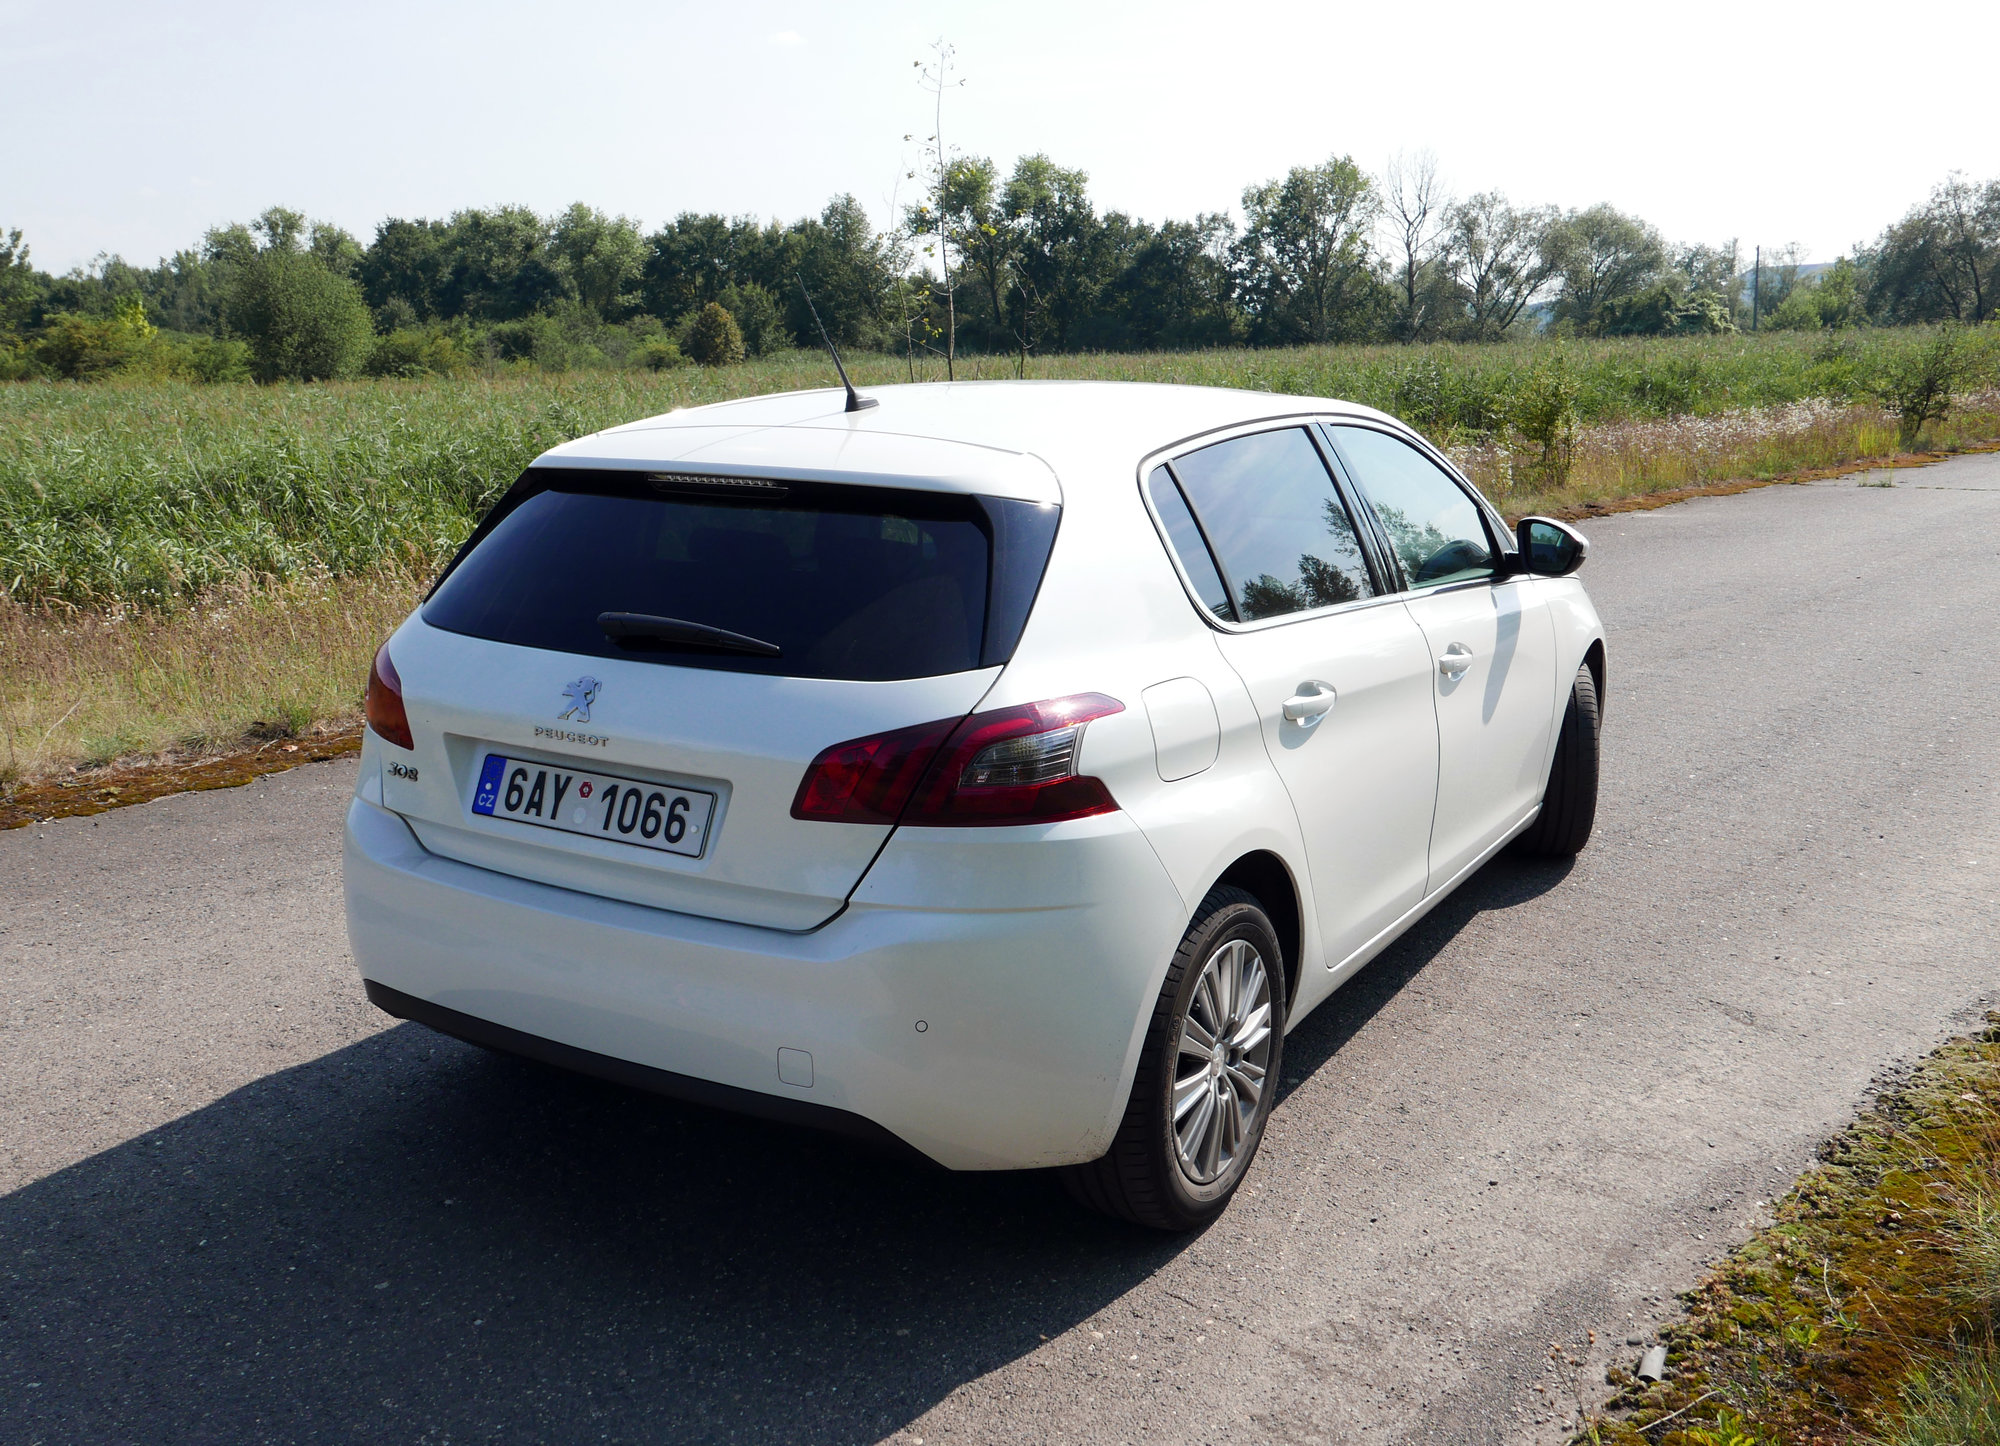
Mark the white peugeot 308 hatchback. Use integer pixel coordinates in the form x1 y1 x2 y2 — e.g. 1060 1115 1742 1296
345 381 1604 1230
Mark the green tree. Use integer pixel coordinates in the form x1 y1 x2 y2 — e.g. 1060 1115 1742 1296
786 194 907 351
1766 284 1825 331
1600 285 1735 335
1442 194 1557 340
1235 156 1383 344
1547 204 1666 333
1510 350 1580 487
357 217 451 323
550 203 645 320
1672 239 1743 321
435 206 566 321
641 212 772 320
931 156 1011 347
1865 174 2000 323
224 209 375 381
1814 257 1864 328
1 228 42 338
1093 214 1242 350
1001 153 1104 361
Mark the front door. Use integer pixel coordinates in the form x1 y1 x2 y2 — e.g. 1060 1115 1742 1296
1326 424 1558 887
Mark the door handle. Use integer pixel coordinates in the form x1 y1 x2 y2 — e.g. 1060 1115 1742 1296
1437 644 1474 680
1282 680 1337 726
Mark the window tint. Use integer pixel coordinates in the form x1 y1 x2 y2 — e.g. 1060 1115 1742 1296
1146 466 1234 619
1169 428 1375 622
1329 426 1495 589
424 472 1056 681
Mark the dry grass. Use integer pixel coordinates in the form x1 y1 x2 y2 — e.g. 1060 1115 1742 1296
0 569 420 788
1462 392 2000 516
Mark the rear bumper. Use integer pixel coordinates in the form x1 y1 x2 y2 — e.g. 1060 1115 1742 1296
343 796 1188 1170
363 979 930 1164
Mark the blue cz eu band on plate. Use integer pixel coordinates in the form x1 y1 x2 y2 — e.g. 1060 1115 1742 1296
473 754 507 815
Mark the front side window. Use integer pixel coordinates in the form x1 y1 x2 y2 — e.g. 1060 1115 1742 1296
1167 428 1376 622
1327 425 1495 590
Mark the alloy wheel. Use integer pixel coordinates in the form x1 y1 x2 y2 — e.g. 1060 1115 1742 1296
1170 936 1274 1185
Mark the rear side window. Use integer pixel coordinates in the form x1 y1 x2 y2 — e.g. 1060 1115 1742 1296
1146 467 1234 619
423 471 1058 681
1327 425 1495 589
1166 428 1376 622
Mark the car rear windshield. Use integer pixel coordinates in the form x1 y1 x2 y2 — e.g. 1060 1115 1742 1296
421 469 1060 681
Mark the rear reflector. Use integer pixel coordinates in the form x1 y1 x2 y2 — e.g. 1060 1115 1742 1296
792 694 1123 828
365 643 414 751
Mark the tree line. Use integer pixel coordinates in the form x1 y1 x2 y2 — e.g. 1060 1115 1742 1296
2 159 1996 384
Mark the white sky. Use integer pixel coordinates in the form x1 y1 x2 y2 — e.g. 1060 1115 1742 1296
6 0 1995 276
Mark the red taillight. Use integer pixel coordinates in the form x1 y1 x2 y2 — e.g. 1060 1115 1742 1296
789 716 958 824
791 694 1123 828
365 642 414 751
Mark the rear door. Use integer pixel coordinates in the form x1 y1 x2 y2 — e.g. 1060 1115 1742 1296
376 463 1059 930
1149 427 1440 971
1325 423 1558 887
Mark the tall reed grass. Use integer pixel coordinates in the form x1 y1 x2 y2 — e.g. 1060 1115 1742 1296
2 329 1986 613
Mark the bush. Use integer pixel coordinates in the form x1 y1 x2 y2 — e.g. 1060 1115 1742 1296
1390 354 1508 440
683 302 745 366
1676 291 1735 334
365 328 472 379
631 335 685 371
1602 286 1736 337
479 308 614 372
227 249 374 382
171 335 253 383
1768 259 1868 333
33 297 156 380
1765 286 1825 331
1511 350 1580 487
1873 324 1985 448
34 313 143 379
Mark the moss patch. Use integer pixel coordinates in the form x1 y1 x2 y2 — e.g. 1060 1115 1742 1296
1584 1017 2000 1446
0 724 361 830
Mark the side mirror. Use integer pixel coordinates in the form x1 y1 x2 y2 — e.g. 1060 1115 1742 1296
1514 516 1589 577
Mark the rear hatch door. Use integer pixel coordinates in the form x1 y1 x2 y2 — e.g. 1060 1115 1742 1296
377 434 1060 931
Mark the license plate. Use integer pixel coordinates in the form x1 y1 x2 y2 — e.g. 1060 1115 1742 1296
472 754 716 858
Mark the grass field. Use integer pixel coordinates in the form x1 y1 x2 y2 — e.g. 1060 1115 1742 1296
3 328 1997 785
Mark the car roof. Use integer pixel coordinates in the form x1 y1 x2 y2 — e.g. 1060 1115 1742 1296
536 381 1405 502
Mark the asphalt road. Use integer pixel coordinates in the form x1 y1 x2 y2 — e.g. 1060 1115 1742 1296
5 455 1998 1446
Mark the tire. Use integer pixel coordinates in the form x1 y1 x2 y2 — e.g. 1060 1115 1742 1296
1514 661 1600 858
1062 886 1286 1232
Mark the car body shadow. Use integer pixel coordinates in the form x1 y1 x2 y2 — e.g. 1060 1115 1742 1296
1 1025 1170 1445
1277 851 1578 1096
1 852 1571 1444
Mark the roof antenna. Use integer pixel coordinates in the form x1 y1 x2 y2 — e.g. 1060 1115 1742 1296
797 275 877 412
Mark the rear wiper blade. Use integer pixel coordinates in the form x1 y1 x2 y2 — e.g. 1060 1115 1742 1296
598 612 783 657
